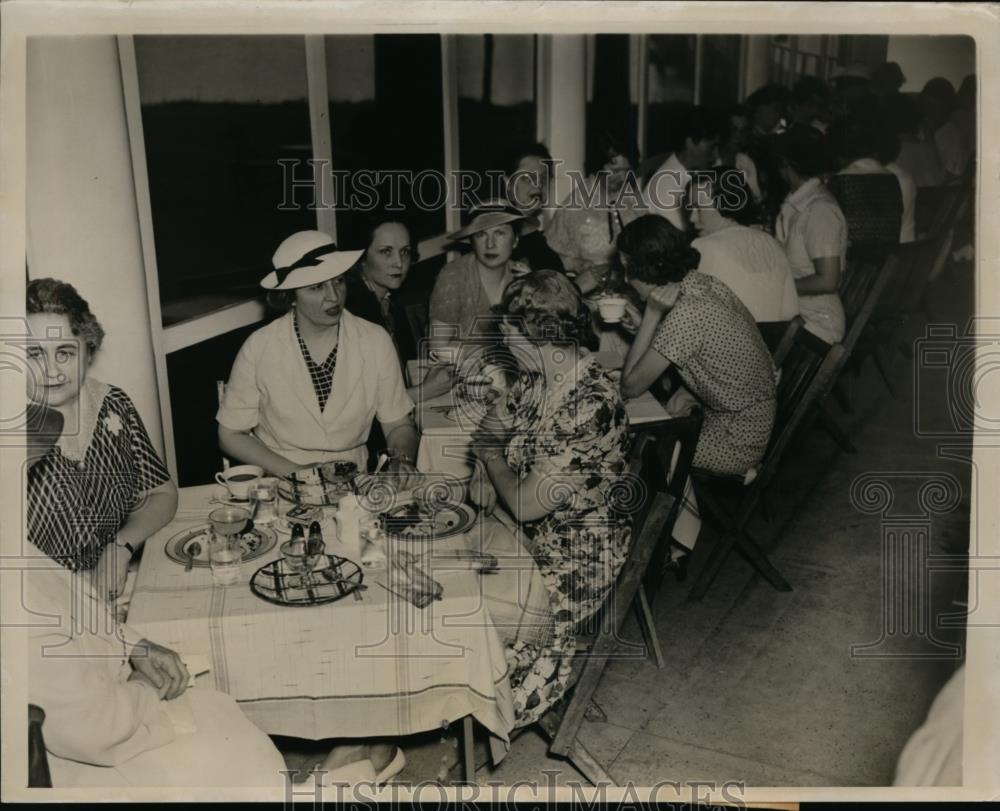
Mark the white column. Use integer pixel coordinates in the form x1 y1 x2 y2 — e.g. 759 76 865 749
537 35 586 204
743 35 771 99
26 37 166 455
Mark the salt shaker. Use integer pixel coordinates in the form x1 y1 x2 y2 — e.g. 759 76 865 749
337 494 362 562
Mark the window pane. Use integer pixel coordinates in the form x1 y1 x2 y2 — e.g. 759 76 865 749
701 36 741 106
586 35 640 169
646 35 696 158
326 34 446 247
456 35 537 184
135 36 314 324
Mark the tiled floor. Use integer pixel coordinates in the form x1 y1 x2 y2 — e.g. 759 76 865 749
278 263 973 789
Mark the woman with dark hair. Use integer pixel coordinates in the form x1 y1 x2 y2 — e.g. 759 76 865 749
25 278 177 600
546 129 648 292
468 269 630 725
688 168 800 323
501 141 565 273
619 216 776 476
218 231 419 485
920 77 970 180
344 214 453 401
773 126 849 344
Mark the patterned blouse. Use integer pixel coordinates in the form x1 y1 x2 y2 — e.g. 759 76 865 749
653 272 777 476
294 313 340 413
496 354 631 726
27 379 171 571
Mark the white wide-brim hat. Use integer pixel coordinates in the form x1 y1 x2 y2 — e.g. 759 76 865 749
260 230 364 291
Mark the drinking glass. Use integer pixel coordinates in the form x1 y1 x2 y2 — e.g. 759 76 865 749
251 480 278 526
208 506 249 586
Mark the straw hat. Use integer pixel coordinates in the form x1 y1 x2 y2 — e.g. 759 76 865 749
447 201 529 242
260 231 363 291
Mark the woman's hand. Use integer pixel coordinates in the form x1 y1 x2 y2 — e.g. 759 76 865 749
384 457 421 492
509 259 532 278
92 542 131 602
129 639 189 701
574 265 608 296
647 283 680 314
418 364 455 400
621 301 643 335
469 463 497 516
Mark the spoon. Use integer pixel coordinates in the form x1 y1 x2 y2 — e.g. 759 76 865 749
185 541 201 572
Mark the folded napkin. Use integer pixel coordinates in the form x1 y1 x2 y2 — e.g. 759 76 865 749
380 551 443 608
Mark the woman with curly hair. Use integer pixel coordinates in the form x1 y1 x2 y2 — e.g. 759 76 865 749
619 215 776 477
468 269 631 726
25 278 178 601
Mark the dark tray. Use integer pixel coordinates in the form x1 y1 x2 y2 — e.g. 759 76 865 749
249 553 364 606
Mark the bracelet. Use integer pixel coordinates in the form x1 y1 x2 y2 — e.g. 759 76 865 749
386 450 414 466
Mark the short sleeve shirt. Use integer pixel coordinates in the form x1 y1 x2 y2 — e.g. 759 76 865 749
27 382 170 571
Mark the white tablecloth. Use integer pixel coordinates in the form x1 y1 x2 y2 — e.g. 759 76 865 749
127 486 514 756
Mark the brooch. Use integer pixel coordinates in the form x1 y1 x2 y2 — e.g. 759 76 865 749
105 413 123 436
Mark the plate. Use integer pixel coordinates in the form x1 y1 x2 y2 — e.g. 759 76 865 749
278 461 359 506
164 524 277 568
250 553 364 606
379 500 477 541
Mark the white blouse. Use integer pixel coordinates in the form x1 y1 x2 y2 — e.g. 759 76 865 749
217 310 413 468
775 178 848 344
693 224 800 323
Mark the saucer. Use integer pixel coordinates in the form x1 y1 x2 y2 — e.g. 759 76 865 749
211 485 253 508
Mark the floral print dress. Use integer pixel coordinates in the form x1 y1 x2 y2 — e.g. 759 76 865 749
495 353 631 726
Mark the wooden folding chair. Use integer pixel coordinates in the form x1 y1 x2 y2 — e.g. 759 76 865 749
915 184 965 240
505 416 702 785
28 704 51 788
688 319 848 601
817 249 899 451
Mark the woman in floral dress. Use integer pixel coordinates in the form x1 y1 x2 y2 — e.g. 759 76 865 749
468 270 631 726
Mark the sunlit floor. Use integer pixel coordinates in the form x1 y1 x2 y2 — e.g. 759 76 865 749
277 259 973 788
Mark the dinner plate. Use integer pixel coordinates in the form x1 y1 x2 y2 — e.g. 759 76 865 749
164 524 277 568
278 461 359 506
379 500 477 541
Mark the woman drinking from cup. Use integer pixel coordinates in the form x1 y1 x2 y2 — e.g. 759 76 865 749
25 278 178 601
217 231 420 486
468 270 631 726
619 215 777 477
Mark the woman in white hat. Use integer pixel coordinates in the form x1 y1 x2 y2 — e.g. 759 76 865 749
217 231 419 484
427 201 530 349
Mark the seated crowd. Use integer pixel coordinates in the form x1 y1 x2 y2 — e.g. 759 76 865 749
23 64 973 788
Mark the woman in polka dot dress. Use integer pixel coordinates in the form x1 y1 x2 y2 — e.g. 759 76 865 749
619 216 777 477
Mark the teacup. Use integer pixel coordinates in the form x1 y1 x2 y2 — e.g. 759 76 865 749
215 464 263 501
597 296 627 323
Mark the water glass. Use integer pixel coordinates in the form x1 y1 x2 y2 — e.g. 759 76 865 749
210 534 244 586
252 479 278 526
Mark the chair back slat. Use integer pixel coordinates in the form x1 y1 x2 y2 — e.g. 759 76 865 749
751 340 848 503
840 252 898 357
548 416 702 757
28 704 51 788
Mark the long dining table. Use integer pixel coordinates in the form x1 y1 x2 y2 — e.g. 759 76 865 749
125 484 516 773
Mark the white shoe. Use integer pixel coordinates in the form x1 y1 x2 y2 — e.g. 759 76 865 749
374 747 406 785
300 758 377 789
